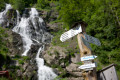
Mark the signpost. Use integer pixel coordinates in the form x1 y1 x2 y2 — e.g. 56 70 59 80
60 22 101 80
79 63 96 69
60 24 82 42
81 55 97 61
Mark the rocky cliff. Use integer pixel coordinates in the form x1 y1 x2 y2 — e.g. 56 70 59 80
0 3 83 80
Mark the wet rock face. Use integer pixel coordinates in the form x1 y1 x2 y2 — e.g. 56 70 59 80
4 7 54 79
5 30 38 79
0 3 84 80
28 44 40 58
43 46 83 79
22 8 30 18
7 30 23 56
0 9 17 28
12 32 23 54
7 32 38 79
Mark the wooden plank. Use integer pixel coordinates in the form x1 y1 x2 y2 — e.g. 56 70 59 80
77 33 97 80
97 64 118 80
77 34 92 57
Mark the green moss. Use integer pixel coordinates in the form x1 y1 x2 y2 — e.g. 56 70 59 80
47 50 52 56
49 20 61 25
76 61 82 65
54 50 59 56
51 64 59 68
22 56 30 60
33 70 37 74
18 60 24 64
50 47 53 50
15 55 21 58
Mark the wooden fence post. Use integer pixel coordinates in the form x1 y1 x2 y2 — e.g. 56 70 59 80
60 21 100 80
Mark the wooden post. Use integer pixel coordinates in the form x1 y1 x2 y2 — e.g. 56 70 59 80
59 21 98 80
77 23 97 80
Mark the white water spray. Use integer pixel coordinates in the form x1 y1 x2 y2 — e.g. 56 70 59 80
30 8 38 17
36 46 57 80
0 4 12 26
16 10 20 24
13 17 33 56
12 8 44 56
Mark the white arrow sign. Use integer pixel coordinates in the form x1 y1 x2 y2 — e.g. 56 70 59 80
84 33 101 46
78 63 96 69
60 24 82 42
81 55 97 61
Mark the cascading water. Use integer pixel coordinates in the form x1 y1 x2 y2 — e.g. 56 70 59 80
13 8 44 56
0 4 57 79
13 17 33 56
16 10 20 24
0 4 12 27
36 46 57 80
12 7 57 80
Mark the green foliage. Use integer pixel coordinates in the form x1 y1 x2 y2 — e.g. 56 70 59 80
59 0 92 29
0 0 119 78
0 27 9 61
55 66 67 79
76 61 82 65
22 56 30 60
23 0 37 7
84 0 120 70
12 55 30 65
36 0 50 9
58 0 120 71
96 62 103 71
12 0 25 11
49 20 61 25
51 28 65 46
18 56 30 64
14 55 21 58
18 60 24 64
0 0 5 11
9 0 36 12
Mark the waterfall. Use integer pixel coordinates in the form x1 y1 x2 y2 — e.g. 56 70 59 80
0 4 12 18
0 4 12 27
13 17 33 56
0 4 57 79
12 7 57 80
12 8 45 56
36 46 57 80
16 10 20 24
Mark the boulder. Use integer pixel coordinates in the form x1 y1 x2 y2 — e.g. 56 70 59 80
66 63 81 72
